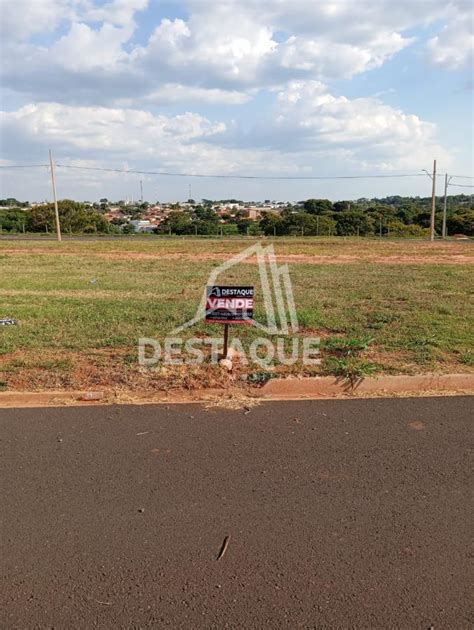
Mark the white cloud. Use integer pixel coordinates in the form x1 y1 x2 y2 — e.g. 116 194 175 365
273 81 451 170
0 0 75 42
0 103 226 156
0 0 148 42
137 2 416 88
119 84 251 106
82 0 148 27
51 22 132 71
0 85 452 176
0 101 310 183
1 0 471 108
225 80 452 171
139 13 277 86
276 32 410 79
427 9 474 70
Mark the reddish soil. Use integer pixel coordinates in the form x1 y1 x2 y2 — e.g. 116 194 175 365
1 248 472 265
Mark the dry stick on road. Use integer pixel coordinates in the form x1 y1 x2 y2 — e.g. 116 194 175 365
216 535 231 561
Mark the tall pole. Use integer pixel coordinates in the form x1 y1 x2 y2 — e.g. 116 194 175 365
49 149 62 242
430 159 437 242
442 173 449 239
140 180 144 204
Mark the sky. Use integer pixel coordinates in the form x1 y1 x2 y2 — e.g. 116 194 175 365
0 0 473 202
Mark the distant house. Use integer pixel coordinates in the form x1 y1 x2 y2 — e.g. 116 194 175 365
129 219 154 233
242 207 260 220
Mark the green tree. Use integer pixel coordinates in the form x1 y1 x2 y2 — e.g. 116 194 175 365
161 211 193 234
303 198 333 215
333 201 351 212
395 203 417 225
193 206 218 223
259 212 285 235
335 211 373 236
0 209 27 232
26 200 109 233
314 215 337 236
447 210 474 236
122 223 136 234
386 220 426 237
283 211 318 235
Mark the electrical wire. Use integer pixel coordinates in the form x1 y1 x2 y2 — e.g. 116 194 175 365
0 164 49 168
0 162 472 182
54 164 436 180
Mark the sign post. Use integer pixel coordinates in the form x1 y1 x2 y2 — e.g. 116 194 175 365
223 322 230 358
205 286 254 359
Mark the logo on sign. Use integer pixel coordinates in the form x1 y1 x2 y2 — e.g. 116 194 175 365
205 286 254 324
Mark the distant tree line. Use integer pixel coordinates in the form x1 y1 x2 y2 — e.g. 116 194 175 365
157 195 473 237
0 195 472 236
0 200 112 235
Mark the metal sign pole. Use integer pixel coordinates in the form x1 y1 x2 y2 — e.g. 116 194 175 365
223 324 230 359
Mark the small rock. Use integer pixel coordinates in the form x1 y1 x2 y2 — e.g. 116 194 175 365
79 391 104 401
138 508 145 513
219 358 233 371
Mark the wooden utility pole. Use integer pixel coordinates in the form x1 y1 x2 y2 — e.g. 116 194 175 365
49 150 62 242
430 159 437 241
442 173 451 239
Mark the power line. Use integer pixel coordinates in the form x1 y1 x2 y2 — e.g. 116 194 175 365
448 183 474 188
0 164 49 168
0 161 472 182
54 164 436 180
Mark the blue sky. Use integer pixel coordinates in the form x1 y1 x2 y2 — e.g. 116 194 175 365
0 0 472 202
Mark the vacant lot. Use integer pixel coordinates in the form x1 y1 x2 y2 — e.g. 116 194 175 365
0 237 472 392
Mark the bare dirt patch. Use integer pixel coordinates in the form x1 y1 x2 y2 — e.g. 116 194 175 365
0 348 235 393
2 247 472 265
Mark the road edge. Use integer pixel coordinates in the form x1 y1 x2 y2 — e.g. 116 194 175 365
0 373 473 408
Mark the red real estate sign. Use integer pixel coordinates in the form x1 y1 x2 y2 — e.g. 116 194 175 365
205 286 254 324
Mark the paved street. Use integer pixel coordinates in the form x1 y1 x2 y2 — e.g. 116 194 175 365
1 397 472 628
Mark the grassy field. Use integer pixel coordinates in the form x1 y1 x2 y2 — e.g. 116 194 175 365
0 237 472 392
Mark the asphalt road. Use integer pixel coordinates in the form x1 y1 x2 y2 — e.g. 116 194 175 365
1 397 472 629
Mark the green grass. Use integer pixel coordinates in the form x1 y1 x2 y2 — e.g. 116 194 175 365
0 238 472 390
